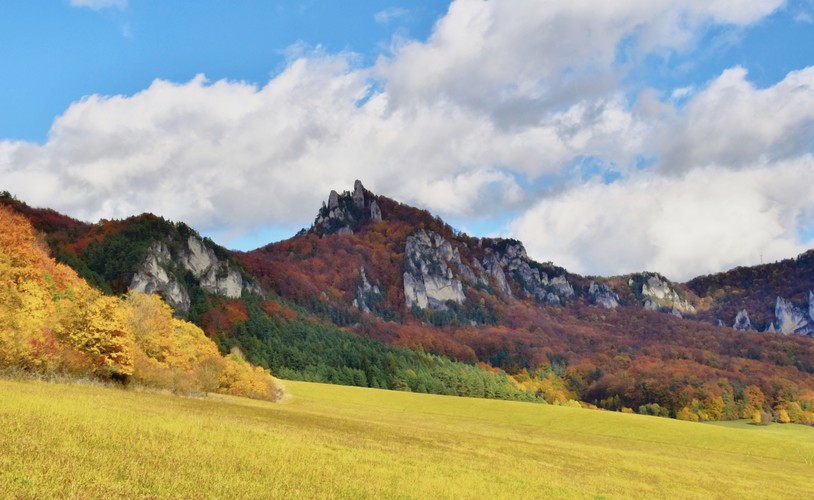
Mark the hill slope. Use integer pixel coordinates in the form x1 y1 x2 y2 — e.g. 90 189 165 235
0 203 283 400
1 377 812 498
4 186 814 420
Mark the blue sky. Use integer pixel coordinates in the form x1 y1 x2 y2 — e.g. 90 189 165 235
0 1 448 141
2 0 814 280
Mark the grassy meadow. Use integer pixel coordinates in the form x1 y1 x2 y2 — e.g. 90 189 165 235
1 377 812 499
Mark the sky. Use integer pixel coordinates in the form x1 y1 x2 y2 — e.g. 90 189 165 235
2 0 814 281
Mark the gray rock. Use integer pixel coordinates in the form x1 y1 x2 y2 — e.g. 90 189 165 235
403 230 466 310
733 309 753 331
370 199 382 221
130 242 191 312
129 235 255 312
180 236 245 299
550 275 575 299
632 272 695 314
352 180 365 209
328 190 340 210
774 296 813 335
354 266 382 314
588 281 619 309
481 254 512 296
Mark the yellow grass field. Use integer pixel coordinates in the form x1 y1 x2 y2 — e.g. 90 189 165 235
1 377 812 499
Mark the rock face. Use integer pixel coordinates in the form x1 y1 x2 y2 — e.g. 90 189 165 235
483 239 575 305
314 180 383 235
181 236 245 298
588 281 619 309
732 309 753 331
630 272 695 315
774 296 814 335
353 266 383 314
370 200 382 222
130 235 255 312
403 230 466 310
130 242 191 312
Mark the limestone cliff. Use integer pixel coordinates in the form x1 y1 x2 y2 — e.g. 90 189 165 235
403 230 467 310
130 234 258 313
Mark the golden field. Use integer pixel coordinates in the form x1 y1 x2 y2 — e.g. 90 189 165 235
1 377 812 498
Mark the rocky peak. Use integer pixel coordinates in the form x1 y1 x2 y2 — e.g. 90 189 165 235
314 180 383 236
352 180 365 209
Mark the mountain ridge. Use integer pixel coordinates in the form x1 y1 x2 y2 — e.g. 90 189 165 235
3 186 814 421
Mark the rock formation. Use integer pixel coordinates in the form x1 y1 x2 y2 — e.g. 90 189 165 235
130 242 191 312
403 230 467 310
732 309 753 331
588 281 620 309
353 266 383 314
774 296 814 335
130 235 256 312
314 180 383 235
630 272 695 315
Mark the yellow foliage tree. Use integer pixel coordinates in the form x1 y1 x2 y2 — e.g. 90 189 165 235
777 408 790 423
57 289 134 379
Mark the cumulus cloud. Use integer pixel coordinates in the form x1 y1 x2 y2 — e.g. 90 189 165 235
69 0 127 11
0 51 643 237
650 66 814 172
510 158 814 281
4 0 811 280
378 0 783 120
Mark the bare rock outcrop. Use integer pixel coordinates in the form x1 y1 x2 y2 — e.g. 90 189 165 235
130 242 191 312
629 272 695 315
130 235 256 312
314 180 383 235
774 296 814 335
403 230 466 310
353 266 383 314
588 281 620 309
732 309 754 331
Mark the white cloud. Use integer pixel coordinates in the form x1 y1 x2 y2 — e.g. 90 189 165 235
69 0 127 11
377 0 783 120
650 66 814 172
5 0 812 282
510 158 814 281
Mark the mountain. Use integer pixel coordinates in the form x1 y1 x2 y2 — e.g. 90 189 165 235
3 187 814 422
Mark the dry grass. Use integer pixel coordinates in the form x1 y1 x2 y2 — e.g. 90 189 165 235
1 377 812 498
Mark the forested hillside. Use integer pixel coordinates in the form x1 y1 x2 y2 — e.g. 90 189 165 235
0 203 283 401
4 187 814 423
